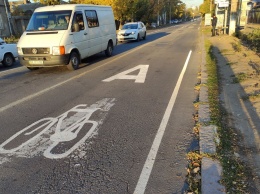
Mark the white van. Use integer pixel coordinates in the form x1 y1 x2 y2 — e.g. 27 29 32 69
17 4 117 70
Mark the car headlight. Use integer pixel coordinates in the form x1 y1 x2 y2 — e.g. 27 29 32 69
131 31 136 35
53 46 65 55
17 47 23 55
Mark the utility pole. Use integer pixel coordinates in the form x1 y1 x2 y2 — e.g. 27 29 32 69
229 0 239 35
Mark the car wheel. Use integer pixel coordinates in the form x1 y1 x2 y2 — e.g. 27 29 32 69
137 34 140 42
67 51 80 70
2 53 14 67
27 67 39 70
105 41 113 57
143 32 146 40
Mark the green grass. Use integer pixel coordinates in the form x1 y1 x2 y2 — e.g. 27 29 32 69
232 72 248 83
231 41 242 52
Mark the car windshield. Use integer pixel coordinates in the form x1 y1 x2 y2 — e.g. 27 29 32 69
26 10 72 31
122 24 138 30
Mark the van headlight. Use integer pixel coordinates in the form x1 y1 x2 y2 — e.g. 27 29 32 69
131 31 136 35
52 46 65 55
17 47 23 55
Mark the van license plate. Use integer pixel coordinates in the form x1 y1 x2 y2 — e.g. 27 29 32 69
29 61 43 65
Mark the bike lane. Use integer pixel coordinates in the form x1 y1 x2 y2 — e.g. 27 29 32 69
0 23 199 193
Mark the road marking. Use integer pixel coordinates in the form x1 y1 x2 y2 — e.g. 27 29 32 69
102 65 149 83
0 98 115 161
133 50 192 194
0 66 26 76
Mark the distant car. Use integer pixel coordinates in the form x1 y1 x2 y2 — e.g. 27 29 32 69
172 19 179 24
0 38 18 67
117 22 146 42
151 22 157 28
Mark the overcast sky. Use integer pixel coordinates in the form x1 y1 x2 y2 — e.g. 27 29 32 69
182 0 203 8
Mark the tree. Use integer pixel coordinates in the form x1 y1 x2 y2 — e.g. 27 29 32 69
199 0 211 16
33 0 60 5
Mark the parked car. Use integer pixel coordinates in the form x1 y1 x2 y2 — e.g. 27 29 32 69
151 22 157 28
117 22 146 42
172 19 179 24
0 38 18 67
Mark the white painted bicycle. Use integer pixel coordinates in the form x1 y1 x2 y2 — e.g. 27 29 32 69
0 104 100 159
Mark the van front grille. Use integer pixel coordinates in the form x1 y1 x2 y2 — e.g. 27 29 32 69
22 48 50 54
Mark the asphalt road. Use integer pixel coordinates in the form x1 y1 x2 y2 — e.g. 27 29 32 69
0 21 201 194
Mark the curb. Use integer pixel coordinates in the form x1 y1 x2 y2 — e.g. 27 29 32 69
199 34 226 193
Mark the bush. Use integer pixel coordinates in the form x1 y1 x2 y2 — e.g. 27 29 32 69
240 28 260 53
3 36 19 44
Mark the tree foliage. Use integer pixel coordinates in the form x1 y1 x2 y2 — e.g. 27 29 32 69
32 0 203 24
199 0 211 16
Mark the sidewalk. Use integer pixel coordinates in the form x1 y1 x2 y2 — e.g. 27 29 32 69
200 25 260 193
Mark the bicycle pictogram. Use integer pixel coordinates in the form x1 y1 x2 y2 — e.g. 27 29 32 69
0 98 115 159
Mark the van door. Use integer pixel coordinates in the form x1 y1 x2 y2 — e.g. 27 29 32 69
85 10 101 56
71 11 89 59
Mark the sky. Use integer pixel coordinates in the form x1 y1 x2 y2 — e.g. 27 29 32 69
182 0 203 8
8 0 204 7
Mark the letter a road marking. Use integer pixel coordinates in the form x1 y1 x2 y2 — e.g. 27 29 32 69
102 65 149 83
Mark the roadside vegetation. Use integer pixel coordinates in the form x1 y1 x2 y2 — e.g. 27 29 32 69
235 28 260 54
203 29 254 193
185 23 256 193
3 36 19 44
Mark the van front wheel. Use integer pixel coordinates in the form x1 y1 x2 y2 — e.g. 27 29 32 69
105 42 113 57
67 52 80 70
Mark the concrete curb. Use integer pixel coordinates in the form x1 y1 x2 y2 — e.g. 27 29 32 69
199 34 226 193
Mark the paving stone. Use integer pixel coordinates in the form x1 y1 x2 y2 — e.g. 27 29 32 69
200 125 217 154
201 157 226 194
199 86 208 103
198 104 210 123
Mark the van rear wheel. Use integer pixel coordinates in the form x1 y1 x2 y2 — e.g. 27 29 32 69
105 42 113 57
67 52 80 70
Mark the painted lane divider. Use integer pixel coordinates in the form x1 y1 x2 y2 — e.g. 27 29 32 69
134 50 192 194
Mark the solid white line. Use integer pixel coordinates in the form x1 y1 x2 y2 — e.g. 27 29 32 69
133 50 192 194
0 66 26 76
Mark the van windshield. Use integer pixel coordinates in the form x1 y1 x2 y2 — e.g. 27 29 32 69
26 10 72 31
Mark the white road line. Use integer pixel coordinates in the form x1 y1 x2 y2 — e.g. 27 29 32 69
133 50 192 194
0 66 26 76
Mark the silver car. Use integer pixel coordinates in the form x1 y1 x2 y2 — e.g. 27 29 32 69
117 22 146 42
